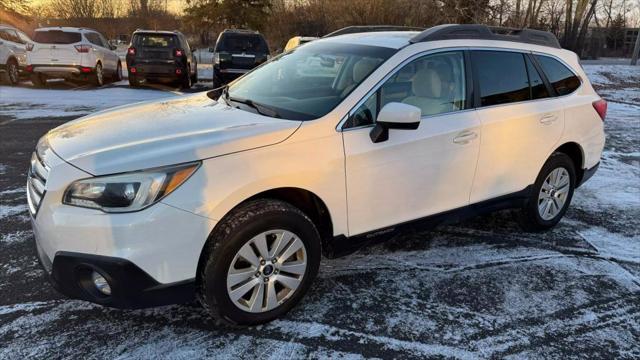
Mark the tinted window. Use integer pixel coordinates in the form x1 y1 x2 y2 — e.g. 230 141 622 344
0 29 19 43
133 34 177 48
34 30 81 44
535 55 580 95
473 51 530 107
217 34 268 53
525 56 550 99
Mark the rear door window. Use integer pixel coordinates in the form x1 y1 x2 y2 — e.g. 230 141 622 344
534 55 581 95
472 51 530 107
34 30 81 44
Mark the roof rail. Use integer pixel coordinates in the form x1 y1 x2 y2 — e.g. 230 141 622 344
324 25 425 38
409 24 561 48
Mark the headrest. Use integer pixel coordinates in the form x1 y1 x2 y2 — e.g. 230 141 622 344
352 58 378 83
412 68 442 98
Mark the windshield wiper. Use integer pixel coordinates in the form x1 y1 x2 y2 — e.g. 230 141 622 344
227 96 280 118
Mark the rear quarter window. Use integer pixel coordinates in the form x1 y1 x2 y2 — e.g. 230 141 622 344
34 30 81 44
535 55 581 95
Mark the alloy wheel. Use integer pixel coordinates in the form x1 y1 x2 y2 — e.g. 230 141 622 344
538 167 570 220
226 230 307 313
96 64 103 86
8 62 18 84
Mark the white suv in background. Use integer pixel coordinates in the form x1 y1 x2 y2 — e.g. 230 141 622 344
27 27 122 87
0 24 31 85
29 25 605 325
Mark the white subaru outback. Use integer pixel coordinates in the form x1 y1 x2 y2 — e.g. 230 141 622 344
26 27 122 87
29 25 605 325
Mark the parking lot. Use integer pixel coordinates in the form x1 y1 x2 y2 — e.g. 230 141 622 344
0 64 639 358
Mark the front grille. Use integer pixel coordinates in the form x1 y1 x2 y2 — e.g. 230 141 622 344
27 150 50 217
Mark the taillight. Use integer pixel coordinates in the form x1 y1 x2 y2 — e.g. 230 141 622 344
130 67 137 73
25 65 33 73
592 99 607 121
175 68 182 75
174 49 184 57
26 43 34 51
128 47 136 56
80 66 92 73
74 45 90 53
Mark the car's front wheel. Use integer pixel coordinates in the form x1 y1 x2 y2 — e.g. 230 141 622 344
198 199 321 325
517 152 576 231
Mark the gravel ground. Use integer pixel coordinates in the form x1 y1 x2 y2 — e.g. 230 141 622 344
0 66 638 359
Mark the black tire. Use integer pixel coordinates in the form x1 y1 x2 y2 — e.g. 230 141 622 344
181 66 192 89
113 61 123 82
30 73 46 88
191 64 198 84
516 152 576 232
128 75 140 87
3 58 19 85
198 198 321 326
93 62 104 86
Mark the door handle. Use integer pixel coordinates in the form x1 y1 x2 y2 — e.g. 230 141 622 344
453 131 478 145
540 114 558 124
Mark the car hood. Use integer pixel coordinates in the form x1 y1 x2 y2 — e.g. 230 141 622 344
46 92 302 175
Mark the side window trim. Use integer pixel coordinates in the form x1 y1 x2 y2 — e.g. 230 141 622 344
463 50 475 110
339 47 469 131
527 53 557 97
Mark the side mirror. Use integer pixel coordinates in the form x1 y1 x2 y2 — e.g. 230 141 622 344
370 102 421 143
110 45 117 51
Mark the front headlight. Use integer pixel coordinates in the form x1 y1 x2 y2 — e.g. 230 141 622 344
63 162 200 213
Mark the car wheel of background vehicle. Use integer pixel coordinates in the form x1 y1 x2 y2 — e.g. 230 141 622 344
181 66 192 89
113 61 123 82
198 198 321 326
516 152 576 232
128 74 140 87
4 59 19 85
212 75 223 90
191 65 198 84
93 63 104 86
30 73 46 88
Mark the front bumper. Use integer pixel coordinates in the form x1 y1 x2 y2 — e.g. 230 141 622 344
40 251 195 308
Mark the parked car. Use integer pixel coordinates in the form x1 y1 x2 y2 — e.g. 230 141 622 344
26 27 121 87
29 25 605 326
283 36 317 52
126 29 197 89
212 29 269 88
0 24 31 85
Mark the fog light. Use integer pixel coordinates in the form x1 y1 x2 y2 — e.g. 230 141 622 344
91 271 111 295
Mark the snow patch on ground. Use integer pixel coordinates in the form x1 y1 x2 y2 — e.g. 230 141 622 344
0 231 30 245
0 85 180 120
0 204 28 220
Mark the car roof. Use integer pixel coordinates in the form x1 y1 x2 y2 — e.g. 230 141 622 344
316 31 418 49
35 27 98 33
133 29 181 35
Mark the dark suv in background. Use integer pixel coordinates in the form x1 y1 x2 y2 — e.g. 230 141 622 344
126 29 197 89
212 29 269 88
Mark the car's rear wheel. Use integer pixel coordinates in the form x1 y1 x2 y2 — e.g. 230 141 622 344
3 58 19 85
181 66 192 89
30 73 46 88
198 199 321 326
516 152 576 231
93 63 104 86
129 74 140 87
113 61 123 82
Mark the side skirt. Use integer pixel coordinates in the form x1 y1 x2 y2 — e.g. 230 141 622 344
325 186 533 258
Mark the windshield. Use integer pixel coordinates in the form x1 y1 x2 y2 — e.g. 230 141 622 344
226 42 396 120
34 30 81 44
